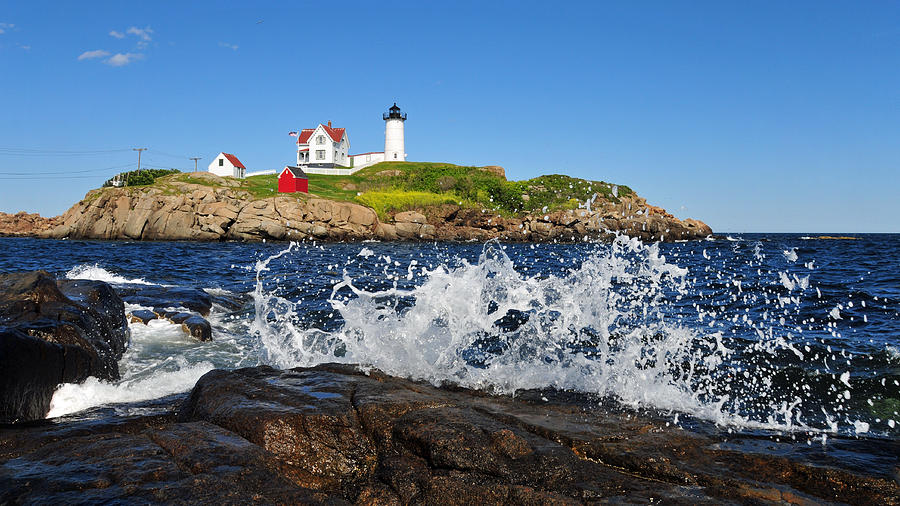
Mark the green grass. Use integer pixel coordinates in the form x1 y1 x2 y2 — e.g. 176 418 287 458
242 174 280 199
119 161 637 218
172 174 221 187
355 190 461 220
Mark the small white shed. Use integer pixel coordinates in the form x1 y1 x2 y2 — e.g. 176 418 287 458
208 152 246 178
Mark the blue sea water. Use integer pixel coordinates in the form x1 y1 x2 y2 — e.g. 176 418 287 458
1 234 898 468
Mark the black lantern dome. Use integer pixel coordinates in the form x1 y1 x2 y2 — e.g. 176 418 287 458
383 103 407 121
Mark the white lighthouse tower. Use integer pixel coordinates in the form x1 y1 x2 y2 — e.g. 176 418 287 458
383 103 407 161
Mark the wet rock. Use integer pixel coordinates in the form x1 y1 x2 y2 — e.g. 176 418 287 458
179 366 378 493
146 310 213 342
0 272 128 423
129 309 158 324
0 419 342 504
117 286 213 316
156 311 195 324
177 364 900 504
1 364 897 504
181 315 212 342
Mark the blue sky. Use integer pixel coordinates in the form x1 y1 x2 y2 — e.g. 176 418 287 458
1 1 897 232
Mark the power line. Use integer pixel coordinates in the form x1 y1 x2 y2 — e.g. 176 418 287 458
0 163 134 176
0 174 129 180
0 147 132 156
151 150 193 159
189 157 201 171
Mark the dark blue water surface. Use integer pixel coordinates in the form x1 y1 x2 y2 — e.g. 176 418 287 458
1 235 898 467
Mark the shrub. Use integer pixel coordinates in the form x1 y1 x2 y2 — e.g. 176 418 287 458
355 190 460 219
103 169 180 187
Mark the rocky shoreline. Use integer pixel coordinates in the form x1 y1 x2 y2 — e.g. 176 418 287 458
0 173 711 243
1 271 898 504
2 363 898 504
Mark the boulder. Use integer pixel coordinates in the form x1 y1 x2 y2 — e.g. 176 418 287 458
0 212 58 237
179 366 377 492
0 364 896 503
176 364 900 504
129 309 157 324
182 316 212 342
117 286 213 316
0 272 128 423
393 211 426 225
479 165 507 178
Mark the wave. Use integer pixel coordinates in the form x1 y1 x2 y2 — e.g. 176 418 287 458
66 264 159 285
249 237 875 435
47 358 214 418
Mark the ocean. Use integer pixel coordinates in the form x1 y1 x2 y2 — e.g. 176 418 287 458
1 234 898 470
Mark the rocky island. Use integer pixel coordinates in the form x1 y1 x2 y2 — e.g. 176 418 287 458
0 162 711 242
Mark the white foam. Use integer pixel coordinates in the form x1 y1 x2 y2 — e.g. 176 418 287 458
886 345 900 361
47 359 214 418
249 237 830 432
66 264 157 285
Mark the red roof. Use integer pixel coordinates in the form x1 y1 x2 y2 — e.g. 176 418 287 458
298 148 309 152
296 129 315 144
322 124 345 143
281 166 308 178
296 124 345 144
222 153 245 169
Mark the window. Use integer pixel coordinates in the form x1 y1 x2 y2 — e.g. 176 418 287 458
219 158 224 166
317 135 325 144
393 153 397 159
316 150 325 160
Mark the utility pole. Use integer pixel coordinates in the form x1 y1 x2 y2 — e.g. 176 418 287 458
132 147 147 172
189 157 201 172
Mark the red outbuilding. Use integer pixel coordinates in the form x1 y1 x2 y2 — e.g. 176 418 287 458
278 166 309 193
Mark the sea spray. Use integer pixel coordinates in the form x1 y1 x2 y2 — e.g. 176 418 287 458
41 237 895 438
249 236 874 433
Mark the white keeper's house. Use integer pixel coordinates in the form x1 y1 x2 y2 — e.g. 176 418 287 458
291 103 407 175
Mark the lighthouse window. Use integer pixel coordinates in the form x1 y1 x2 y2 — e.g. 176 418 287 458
316 150 325 160
394 153 397 159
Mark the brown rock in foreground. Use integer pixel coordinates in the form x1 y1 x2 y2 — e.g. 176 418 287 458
0 172 711 243
2 364 895 504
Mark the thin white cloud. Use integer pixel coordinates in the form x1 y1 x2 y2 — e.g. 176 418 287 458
105 52 143 66
0 22 14 34
126 26 153 41
78 49 110 61
17 44 30 50
109 30 125 39
218 42 238 51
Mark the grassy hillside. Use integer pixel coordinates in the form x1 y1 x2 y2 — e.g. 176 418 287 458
157 162 633 218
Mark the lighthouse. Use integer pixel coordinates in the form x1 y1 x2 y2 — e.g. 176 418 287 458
383 103 407 161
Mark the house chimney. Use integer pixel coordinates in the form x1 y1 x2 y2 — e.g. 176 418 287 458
327 121 331 128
